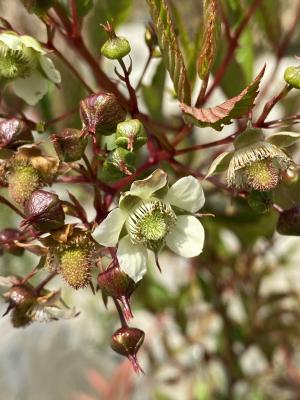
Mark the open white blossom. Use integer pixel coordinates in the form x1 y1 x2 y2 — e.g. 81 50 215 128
93 169 205 282
0 31 61 105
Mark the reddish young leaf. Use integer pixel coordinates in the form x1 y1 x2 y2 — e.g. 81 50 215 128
181 65 266 131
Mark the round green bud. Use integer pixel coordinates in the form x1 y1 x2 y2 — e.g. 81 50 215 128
115 119 147 151
101 37 131 60
284 66 300 89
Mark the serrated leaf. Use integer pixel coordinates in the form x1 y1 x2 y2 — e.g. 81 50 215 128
197 0 220 79
181 65 265 131
142 59 166 120
146 0 191 104
206 151 233 178
267 132 300 148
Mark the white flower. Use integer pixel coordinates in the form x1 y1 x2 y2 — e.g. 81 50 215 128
0 31 61 105
93 169 205 282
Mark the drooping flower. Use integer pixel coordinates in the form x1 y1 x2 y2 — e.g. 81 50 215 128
206 129 299 193
93 169 205 283
0 31 61 105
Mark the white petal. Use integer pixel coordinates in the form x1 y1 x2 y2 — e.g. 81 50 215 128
117 235 148 283
20 35 45 54
166 215 204 257
12 70 48 105
165 176 205 212
39 56 61 84
129 169 168 199
92 208 127 247
0 32 21 50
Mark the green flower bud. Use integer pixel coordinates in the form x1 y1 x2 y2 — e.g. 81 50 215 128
80 92 126 136
103 147 136 179
52 128 88 162
0 118 33 149
284 66 300 89
23 190 65 232
101 37 131 60
111 327 145 374
115 119 147 151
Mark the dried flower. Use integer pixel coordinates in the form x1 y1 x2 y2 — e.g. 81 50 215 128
94 169 205 282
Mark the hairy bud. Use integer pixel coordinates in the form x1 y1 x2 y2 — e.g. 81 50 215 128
98 265 136 320
115 119 147 151
80 92 126 136
52 128 88 162
23 190 65 232
0 118 33 149
8 163 40 205
111 327 145 374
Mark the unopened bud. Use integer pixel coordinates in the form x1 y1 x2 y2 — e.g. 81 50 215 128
0 118 33 149
115 119 147 151
98 265 136 320
52 128 88 162
23 190 65 232
284 66 300 89
277 206 300 236
101 37 131 60
103 147 136 179
80 92 126 136
111 327 145 374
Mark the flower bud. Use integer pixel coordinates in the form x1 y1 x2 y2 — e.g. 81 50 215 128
277 206 300 236
115 119 147 151
144 23 161 57
103 147 136 179
8 163 40 205
20 0 53 16
3 285 35 328
0 228 24 255
111 327 145 374
101 37 131 60
23 190 65 232
284 66 300 89
98 265 136 320
80 92 126 136
52 128 88 162
0 118 33 149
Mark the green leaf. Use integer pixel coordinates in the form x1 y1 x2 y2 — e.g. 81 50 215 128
181 65 265 131
206 151 233 178
146 0 191 104
197 0 220 79
76 0 93 16
141 60 166 120
267 131 300 148
236 27 254 82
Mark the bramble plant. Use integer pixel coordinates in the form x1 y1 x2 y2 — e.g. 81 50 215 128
1 1 300 398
